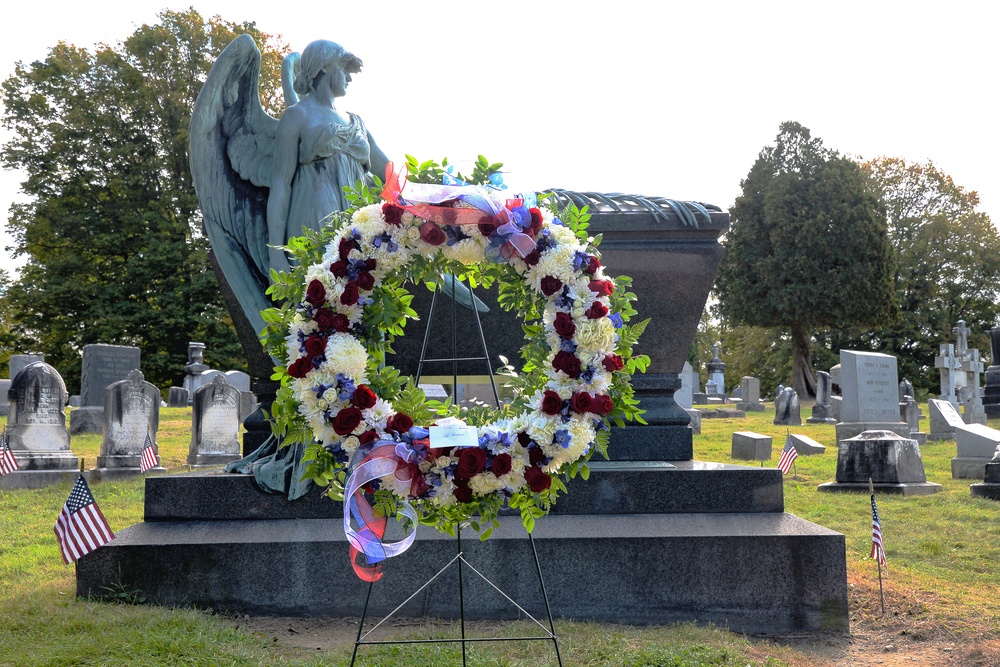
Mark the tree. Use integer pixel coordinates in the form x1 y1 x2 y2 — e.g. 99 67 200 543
715 122 895 398
1 9 287 393
845 157 1000 391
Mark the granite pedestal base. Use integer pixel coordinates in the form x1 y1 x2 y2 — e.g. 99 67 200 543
835 421 910 442
78 456 848 633
816 481 943 496
89 466 166 482
951 457 993 480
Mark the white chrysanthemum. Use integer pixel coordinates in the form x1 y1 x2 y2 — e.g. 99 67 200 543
432 477 457 507
325 333 368 380
527 414 558 444
547 223 579 246
575 318 616 355
499 470 527 493
442 238 486 265
469 472 501 496
532 244 579 285
362 398 395 431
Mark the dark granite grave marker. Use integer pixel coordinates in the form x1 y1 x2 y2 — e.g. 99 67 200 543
818 430 941 495
71 344 141 435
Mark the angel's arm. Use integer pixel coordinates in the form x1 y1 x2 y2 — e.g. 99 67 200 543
367 130 389 181
267 111 300 275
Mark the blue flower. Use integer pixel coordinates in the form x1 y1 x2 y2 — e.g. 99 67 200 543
609 313 624 329
559 338 577 353
580 366 596 383
554 289 574 310
444 225 469 246
573 251 590 272
373 233 398 253
555 429 572 448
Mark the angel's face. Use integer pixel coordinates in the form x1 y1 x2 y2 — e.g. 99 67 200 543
327 64 350 98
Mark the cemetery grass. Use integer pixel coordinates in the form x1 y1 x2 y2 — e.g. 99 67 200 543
0 408 997 665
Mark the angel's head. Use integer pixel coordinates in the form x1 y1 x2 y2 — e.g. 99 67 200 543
294 40 363 98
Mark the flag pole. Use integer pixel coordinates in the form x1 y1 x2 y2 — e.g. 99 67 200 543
870 477 885 615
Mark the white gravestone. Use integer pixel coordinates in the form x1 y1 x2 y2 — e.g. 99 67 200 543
952 423 1000 479
188 375 242 466
836 350 909 442
97 369 160 471
5 362 77 470
927 398 965 441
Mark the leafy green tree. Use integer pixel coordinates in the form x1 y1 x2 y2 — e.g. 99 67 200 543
1 9 287 393
843 157 1000 390
715 122 895 398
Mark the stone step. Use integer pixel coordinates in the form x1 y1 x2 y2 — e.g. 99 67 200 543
76 512 847 633
143 461 784 522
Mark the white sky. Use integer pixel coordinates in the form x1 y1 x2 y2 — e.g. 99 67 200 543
2 1 998 276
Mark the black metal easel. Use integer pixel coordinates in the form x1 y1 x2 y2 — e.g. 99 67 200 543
349 273 562 666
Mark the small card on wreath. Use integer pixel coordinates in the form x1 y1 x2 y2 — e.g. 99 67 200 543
429 418 478 449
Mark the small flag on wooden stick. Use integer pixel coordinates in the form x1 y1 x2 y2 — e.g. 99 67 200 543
870 490 888 571
54 476 115 564
139 431 159 473
0 430 20 476
777 434 799 474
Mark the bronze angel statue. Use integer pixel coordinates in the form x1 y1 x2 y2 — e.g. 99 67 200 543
190 34 388 498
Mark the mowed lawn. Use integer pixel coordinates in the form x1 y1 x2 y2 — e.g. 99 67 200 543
0 405 998 666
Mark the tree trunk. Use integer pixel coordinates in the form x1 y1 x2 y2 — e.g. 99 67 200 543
790 323 817 399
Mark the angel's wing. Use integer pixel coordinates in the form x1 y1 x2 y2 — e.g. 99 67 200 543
190 34 278 338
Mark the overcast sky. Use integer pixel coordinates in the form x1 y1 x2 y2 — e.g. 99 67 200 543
2 1 997 276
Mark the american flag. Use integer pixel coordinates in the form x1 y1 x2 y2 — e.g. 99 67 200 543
139 432 159 473
54 476 115 564
777 434 799 474
1 431 19 475
870 493 887 570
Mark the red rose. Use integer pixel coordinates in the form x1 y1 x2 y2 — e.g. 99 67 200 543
332 313 351 332
453 482 473 503
528 446 544 466
305 279 326 307
357 271 375 291
314 308 335 329
338 237 355 260
541 390 563 416
523 250 540 267
477 218 496 237
456 447 487 480
524 466 552 492
388 412 413 434
586 256 601 275
332 407 363 436
528 208 544 236
359 430 378 446
602 354 624 372
304 334 326 358
553 312 576 338
585 302 609 319
382 203 404 225
288 357 313 379
540 276 563 296
364 258 376 271
491 453 512 477
570 392 594 414
552 350 581 378
592 394 614 415
341 281 360 306
589 280 614 296
330 260 348 278
352 384 377 410
419 221 446 246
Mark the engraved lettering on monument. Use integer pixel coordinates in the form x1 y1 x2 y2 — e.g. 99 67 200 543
80 344 141 407
188 375 241 465
840 350 900 424
98 369 160 469
5 361 76 468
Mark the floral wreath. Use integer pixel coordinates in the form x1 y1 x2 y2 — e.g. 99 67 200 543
265 156 648 580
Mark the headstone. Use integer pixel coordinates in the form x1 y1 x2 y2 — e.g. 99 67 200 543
706 345 726 397
223 370 251 393
730 431 772 462
835 350 909 442
773 387 801 426
684 408 702 434
951 423 1000 479
736 376 764 412
899 396 927 445
983 327 1000 420
188 375 242 467
70 344 141 435
807 371 837 424
95 369 161 475
959 348 986 425
934 343 962 410
182 342 209 397
68 395 81 407
8 354 44 381
788 433 826 456
0 379 10 417
829 365 840 388
167 387 189 408
817 430 942 495
927 398 966 441
239 390 259 422
674 362 694 410
4 362 77 470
